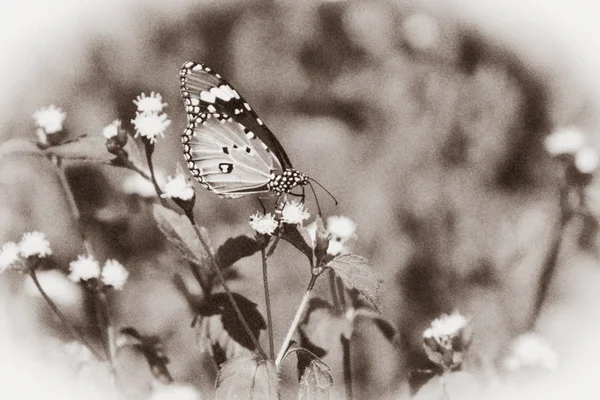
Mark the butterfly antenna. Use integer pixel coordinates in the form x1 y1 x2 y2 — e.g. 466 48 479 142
308 177 338 207
307 181 322 216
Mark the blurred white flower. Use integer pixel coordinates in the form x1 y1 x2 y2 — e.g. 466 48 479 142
575 146 599 174
134 92 167 114
161 165 194 201
23 270 80 307
131 112 171 144
19 231 52 258
101 259 129 290
281 200 310 224
0 241 21 272
249 212 278 235
326 216 357 241
123 169 165 198
424 312 468 340
151 384 202 400
102 119 121 139
33 105 66 135
68 255 101 283
504 333 559 371
326 239 346 256
544 127 585 155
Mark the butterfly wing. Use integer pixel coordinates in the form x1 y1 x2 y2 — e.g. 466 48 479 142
182 112 282 198
180 61 293 170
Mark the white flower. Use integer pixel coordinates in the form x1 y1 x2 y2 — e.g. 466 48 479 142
423 312 468 340
575 146 599 174
161 165 194 201
68 255 101 282
102 119 121 139
326 239 346 256
123 169 165 198
19 231 52 258
281 201 310 224
249 212 278 235
151 384 202 400
131 112 171 144
504 333 559 371
101 259 129 290
0 241 21 272
544 127 586 155
33 105 66 134
326 216 357 241
133 92 167 114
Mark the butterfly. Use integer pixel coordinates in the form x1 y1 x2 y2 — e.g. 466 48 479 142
179 61 310 199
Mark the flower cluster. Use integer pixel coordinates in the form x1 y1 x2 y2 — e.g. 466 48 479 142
503 333 558 371
131 92 171 144
422 311 471 371
32 105 66 145
68 255 129 290
306 215 357 256
249 212 279 236
544 127 599 174
161 164 195 202
0 231 52 273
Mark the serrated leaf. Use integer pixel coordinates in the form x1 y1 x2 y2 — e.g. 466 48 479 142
281 224 314 262
216 236 262 269
0 138 42 160
327 254 382 314
216 356 279 400
152 203 207 266
45 135 115 163
298 355 333 400
299 298 352 357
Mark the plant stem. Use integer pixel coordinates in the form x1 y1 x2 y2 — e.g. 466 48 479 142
144 143 167 206
29 270 103 360
188 219 267 360
261 248 275 359
328 270 341 313
96 288 117 371
341 335 353 400
275 274 318 367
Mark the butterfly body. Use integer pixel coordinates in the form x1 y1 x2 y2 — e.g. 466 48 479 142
180 61 308 199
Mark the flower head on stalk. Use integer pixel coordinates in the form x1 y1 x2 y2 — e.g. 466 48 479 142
422 311 471 371
161 165 195 202
249 212 278 236
307 215 357 257
281 200 310 225
19 231 52 259
131 92 171 144
134 92 168 114
68 255 101 283
33 105 66 145
101 259 129 290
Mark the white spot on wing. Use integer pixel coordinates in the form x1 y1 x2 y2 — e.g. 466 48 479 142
210 86 232 101
256 118 263 125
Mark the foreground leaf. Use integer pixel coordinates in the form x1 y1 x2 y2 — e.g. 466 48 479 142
298 355 333 400
299 298 352 357
117 327 173 384
216 356 279 400
152 204 207 266
281 224 314 263
216 235 262 269
327 254 382 314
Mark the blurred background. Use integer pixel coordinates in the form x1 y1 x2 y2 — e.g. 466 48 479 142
2 0 600 398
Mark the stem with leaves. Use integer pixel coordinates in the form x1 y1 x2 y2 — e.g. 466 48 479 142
275 274 318 367
261 248 275 359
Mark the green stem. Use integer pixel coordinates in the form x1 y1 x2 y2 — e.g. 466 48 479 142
30 270 103 360
144 144 167 206
96 288 117 371
261 248 275 359
341 335 353 400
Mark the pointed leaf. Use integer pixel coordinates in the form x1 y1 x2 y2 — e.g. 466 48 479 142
216 235 262 269
152 203 207 266
281 224 314 262
45 135 116 163
327 254 382 314
216 356 279 400
354 308 399 345
298 355 333 400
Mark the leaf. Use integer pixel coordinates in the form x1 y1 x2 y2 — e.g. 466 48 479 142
45 135 116 163
280 224 314 263
152 203 207 266
216 356 279 400
196 292 266 360
327 254 382 314
216 235 262 269
353 308 399 345
298 354 333 400
299 298 352 357
118 327 173 384
0 139 42 160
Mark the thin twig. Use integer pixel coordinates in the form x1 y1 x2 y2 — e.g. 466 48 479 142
261 248 275 359
29 270 103 360
275 274 317 367
341 335 353 400
328 270 341 313
96 288 117 370
188 219 267 360
144 144 167 206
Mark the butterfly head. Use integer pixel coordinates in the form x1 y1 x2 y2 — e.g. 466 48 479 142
268 168 309 194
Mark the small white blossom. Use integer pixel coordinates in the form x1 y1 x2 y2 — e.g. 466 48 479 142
281 201 310 224
68 255 101 282
0 241 21 272
249 212 278 235
161 165 194 201
544 127 585 155
151 384 202 400
423 312 468 340
134 92 167 114
504 333 559 371
33 105 66 135
575 146 599 174
19 231 52 258
123 169 165 198
326 216 357 241
102 119 121 139
131 112 171 144
101 259 129 290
